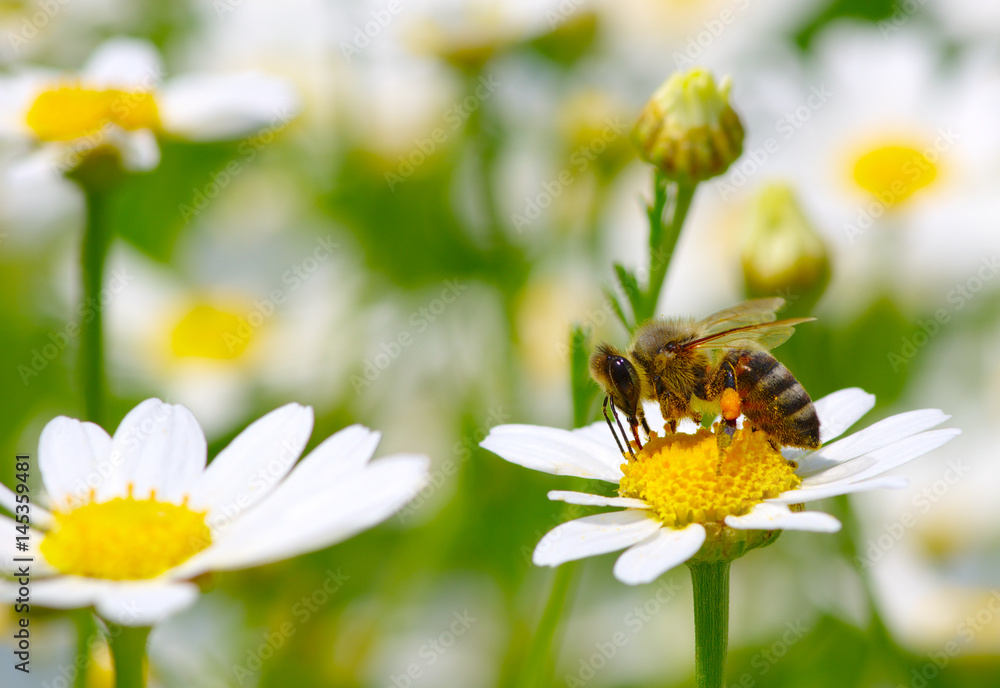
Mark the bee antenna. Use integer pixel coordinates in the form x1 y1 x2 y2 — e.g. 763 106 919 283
603 396 635 460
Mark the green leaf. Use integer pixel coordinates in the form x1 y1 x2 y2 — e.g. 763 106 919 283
603 286 632 333
614 263 642 327
570 325 597 428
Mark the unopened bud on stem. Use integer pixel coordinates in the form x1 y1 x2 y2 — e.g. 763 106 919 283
741 182 830 313
633 68 744 183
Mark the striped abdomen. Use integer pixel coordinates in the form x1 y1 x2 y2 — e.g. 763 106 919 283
728 349 819 449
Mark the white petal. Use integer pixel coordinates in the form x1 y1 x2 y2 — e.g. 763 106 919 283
0 481 53 529
38 416 112 506
4 576 109 608
613 524 706 585
481 424 624 483
10 144 74 184
815 388 876 443
532 510 663 567
95 581 199 626
285 424 381 484
0 515 54 575
187 403 312 522
802 429 961 487
113 128 161 172
547 490 649 509
158 72 299 141
210 425 384 530
83 38 164 90
100 400 207 503
0 71 51 136
173 455 429 575
571 421 621 455
768 475 909 505
796 409 951 478
725 502 841 533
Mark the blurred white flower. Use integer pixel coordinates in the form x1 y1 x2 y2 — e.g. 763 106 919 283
925 0 1000 44
597 0 821 75
104 243 358 437
0 399 429 626
482 388 957 585
0 36 299 175
744 24 1000 285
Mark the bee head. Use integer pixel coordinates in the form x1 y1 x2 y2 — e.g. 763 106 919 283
589 343 642 420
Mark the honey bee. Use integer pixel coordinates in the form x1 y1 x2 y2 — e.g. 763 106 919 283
590 297 819 457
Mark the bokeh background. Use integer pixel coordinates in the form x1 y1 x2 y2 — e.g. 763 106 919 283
2 0 1000 686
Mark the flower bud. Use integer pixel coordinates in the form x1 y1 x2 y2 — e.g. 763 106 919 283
632 68 744 183
741 182 830 313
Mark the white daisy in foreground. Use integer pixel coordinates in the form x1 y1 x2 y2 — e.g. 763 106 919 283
481 388 959 585
0 36 299 174
0 399 428 626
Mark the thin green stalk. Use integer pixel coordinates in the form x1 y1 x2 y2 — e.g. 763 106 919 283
463 71 506 248
515 328 593 686
107 624 150 688
80 186 112 427
688 561 730 688
519 563 579 687
570 325 597 428
73 610 96 688
635 175 697 325
833 494 907 669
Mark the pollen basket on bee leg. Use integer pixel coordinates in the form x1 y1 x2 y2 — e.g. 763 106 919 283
721 388 741 421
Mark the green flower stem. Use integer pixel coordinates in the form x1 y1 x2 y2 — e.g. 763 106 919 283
833 494 908 671
80 185 112 427
73 610 97 688
516 330 593 687
688 560 731 688
570 325 597 428
636 174 697 326
107 624 150 688
519 562 579 687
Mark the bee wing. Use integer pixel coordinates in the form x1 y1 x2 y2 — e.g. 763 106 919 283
698 298 786 336
684 318 815 351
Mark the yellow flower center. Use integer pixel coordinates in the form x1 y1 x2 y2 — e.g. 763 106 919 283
26 84 160 142
40 489 211 580
618 428 799 528
851 144 937 206
170 304 252 360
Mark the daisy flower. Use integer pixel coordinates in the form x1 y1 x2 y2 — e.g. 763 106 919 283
0 399 429 625
481 387 958 584
750 24 1000 281
0 36 299 175
103 242 358 437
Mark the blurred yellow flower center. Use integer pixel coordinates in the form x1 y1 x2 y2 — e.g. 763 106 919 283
852 144 937 205
26 85 160 142
171 304 251 360
40 490 211 580
618 428 799 528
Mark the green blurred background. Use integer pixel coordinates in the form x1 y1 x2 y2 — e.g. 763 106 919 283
3 0 1000 686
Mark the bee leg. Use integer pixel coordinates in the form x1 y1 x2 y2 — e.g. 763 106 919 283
715 365 741 472
629 421 643 453
640 414 651 438
603 396 636 460
719 364 741 436
603 397 632 459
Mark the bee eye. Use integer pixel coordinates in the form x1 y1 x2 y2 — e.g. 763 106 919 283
607 356 640 413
